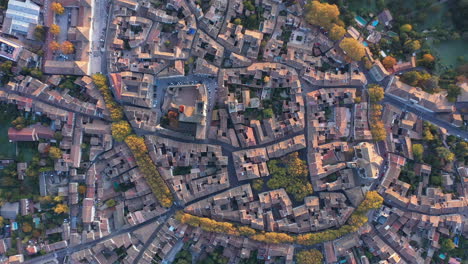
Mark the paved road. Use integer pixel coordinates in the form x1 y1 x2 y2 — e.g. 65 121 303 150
24 207 179 264
383 95 468 140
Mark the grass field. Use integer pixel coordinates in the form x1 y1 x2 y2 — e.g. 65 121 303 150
428 39 468 73
0 122 16 159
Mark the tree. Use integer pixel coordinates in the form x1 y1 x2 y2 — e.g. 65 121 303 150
357 191 384 212
304 1 341 30
382 56 397 69
421 76 439 93
368 84 384 102
447 84 461 102
164 40 171 47
263 76 270 83
53 203 69 214
233 18 242 25
0 216 4 228
370 121 386 141
413 144 424 161
401 71 424 86
362 57 372 70
436 147 455 162
11 116 26 130
422 54 435 63
92 73 108 87
51 2 64 14
329 24 346 41
30 68 43 79
423 126 435 141
243 0 255 11
22 223 33 233
441 238 455 251
50 24 60 35
61 41 75 54
105 199 116 207
0 61 13 73
252 179 264 191
406 40 421 51
49 41 60 52
262 108 273 119
454 142 468 162
111 120 132 141
48 146 62 160
339 38 366 61
296 249 323 264
78 185 87 195
267 152 313 201
238 226 256 236
34 25 46 41
400 24 413 32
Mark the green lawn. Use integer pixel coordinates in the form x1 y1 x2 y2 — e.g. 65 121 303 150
346 0 378 15
0 121 16 159
430 39 468 72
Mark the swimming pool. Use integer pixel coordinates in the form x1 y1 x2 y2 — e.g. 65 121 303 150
355 16 368 26
371 20 379 27
362 41 369 47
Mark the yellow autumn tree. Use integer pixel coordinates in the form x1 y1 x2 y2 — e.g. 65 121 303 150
370 120 386 141
238 226 257 236
49 40 60 51
50 24 60 35
61 41 75 54
296 249 323 264
54 203 69 214
382 56 397 69
51 2 64 14
368 84 384 102
329 24 346 41
339 37 366 61
48 146 62 159
304 1 342 30
111 120 132 141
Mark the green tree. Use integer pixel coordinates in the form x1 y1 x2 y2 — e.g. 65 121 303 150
262 108 273 119
454 142 468 162
267 152 313 201
412 144 424 161
34 25 46 41
252 179 264 191
447 84 461 102
421 76 439 93
105 199 116 207
233 18 242 25
436 147 455 162
0 61 13 73
441 238 455 251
